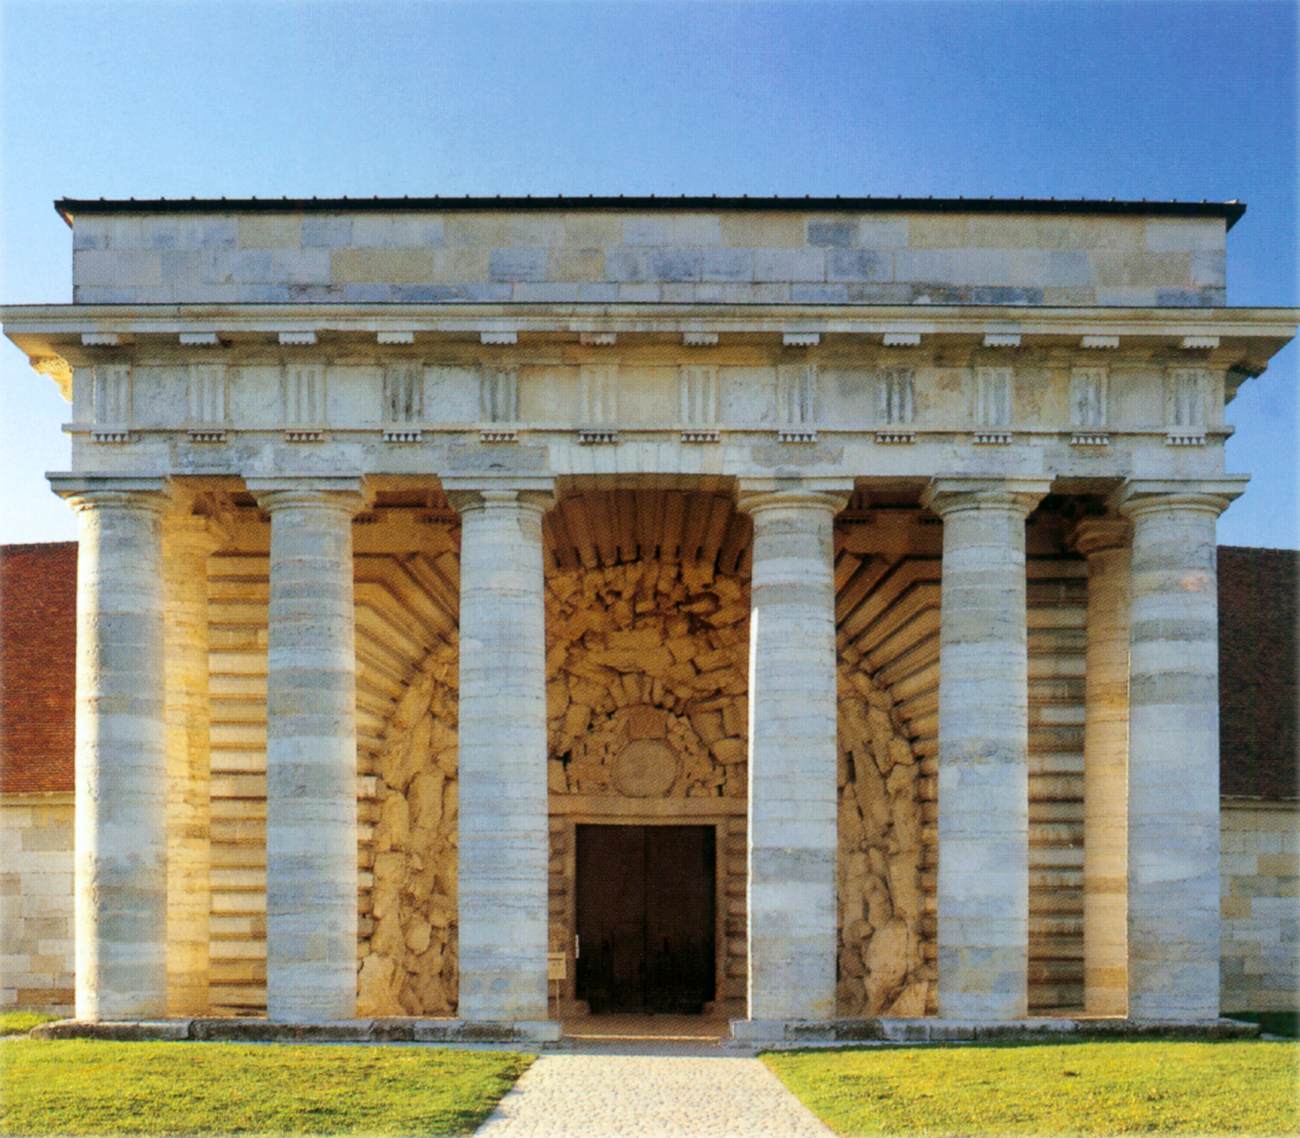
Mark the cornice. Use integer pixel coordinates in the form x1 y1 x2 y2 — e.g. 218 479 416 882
3 302 1296 339
5 303 1292 388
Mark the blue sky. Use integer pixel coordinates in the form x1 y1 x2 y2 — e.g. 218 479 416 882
2 0 1295 545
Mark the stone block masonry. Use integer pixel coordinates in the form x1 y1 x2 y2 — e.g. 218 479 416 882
1220 801 1300 1012
450 485 554 1025
254 483 366 1023
4 194 1293 1033
69 206 1226 307
53 481 172 1022
0 796 74 1011
1121 484 1240 1021
924 479 1048 1021
741 485 849 1023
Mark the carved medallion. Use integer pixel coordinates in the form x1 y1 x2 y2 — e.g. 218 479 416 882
612 739 678 797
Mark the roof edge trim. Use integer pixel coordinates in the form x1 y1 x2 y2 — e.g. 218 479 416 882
53 195 1249 230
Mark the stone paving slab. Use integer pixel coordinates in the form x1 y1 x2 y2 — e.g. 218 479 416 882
473 1048 834 1138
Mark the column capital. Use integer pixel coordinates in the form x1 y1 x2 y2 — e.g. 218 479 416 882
921 476 1051 519
49 474 172 514
1069 517 1132 558
246 475 370 516
1112 477 1248 521
735 477 853 517
443 474 556 517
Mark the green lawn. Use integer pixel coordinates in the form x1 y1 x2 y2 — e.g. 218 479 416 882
764 1039 1300 1137
0 1012 59 1038
0 1038 532 1136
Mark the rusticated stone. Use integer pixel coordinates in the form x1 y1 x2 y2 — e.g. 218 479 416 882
837 648 929 1018
711 738 746 765
357 650 459 1017
408 771 444 830
357 953 401 1017
864 918 910 1011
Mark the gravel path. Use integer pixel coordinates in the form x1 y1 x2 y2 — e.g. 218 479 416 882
474 1046 834 1138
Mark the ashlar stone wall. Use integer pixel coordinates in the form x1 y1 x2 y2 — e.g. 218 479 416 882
0 796 74 1011
71 207 1227 308
1220 800 1300 1012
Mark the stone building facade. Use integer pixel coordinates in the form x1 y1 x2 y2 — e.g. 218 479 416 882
5 541 1293 1017
1 195 1295 1037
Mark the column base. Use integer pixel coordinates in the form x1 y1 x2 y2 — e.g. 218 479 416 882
728 1016 1258 1046
31 1017 564 1045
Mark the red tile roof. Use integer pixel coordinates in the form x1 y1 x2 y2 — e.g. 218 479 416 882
0 542 1294 800
0 543 77 794
1219 546 1299 801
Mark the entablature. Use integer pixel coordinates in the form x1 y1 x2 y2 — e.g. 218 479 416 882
5 302 1293 486
4 302 1296 393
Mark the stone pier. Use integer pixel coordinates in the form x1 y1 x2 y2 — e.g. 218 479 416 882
924 478 1048 1022
162 512 224 1016
738 482 850 1026
449 480 556 1030
253 480 366 1024
1120 480 1243 1021
1073 519 1132 1017
53 478 171 1022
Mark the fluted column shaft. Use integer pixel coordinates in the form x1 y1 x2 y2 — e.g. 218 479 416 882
1073 519 1131 1016
450 484 553 1022
162 514 224 1016
55 479 171 1021
739 483 849 1022
255 482 364 1023
924 477 1047 1021
1119 483 1237 1020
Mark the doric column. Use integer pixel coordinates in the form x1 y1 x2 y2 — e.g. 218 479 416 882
1071 518 1131 1017
737 480 850 1023
446 478 555 1024
250 478 367 1023
1117 479 1243 1021
162 511 225 1016
922 477 1049 1021
52 476 171 1021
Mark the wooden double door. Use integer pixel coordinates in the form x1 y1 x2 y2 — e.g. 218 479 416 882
575 824 716 1014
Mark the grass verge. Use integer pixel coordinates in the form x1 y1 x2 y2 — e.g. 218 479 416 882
763 1038 1300 1136
0 1012 59 1038
0 1038 531 1136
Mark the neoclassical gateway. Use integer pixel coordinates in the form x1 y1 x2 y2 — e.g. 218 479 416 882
3 195 1295 1041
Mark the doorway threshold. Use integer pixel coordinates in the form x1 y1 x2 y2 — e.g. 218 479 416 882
562 1013 730 1043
